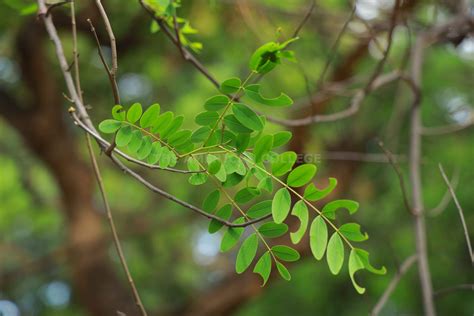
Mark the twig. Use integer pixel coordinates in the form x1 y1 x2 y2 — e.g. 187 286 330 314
69 2 147 315
321 151 405 164
95 0 118 77
438 164 474 264
421 119 474 136
378 141 413 214
172 14 186 58
434 284 474 298
87 19 121 105
370 254 418 316
292 0 316 38
428 168 460 216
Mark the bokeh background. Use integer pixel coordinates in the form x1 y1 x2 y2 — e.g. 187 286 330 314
0 0 473 315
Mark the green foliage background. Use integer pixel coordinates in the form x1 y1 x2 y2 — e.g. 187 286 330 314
0 0 473 315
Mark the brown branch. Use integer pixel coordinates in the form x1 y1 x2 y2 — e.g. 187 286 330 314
370 254 418 316
421 119 474 136
438 164 474 264
428 168 460 216
70 2 147 315
409 32 437 316
85 135 149 316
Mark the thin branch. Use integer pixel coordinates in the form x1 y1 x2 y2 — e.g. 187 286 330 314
434 284 474 298
409 32 436 316
172 14 186 58
421 119 474 136
292 0 316 38
321 151 405 164
85 136 148 316
87 19 121 105
378 141 414 215
265 70 402 126
370 254 418 316
428 168 460 216
438 164 474 264
314 4 356 93
95 0 118 77
70 2 147 315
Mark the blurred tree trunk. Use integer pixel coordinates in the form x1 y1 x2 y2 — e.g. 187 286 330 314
0 18 136 316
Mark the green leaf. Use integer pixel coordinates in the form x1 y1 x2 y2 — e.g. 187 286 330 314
258 222 288 238
276 261 291 281
235 187 260 204
191 126 211 143
304 178 337 201
151 111 174 134
272 131 292 148
258 177 273 193
136 136 153 160
246 200 272 219
168 129 191 147
272 245 300 262
287 164 317 187
340 223 368 242
310 216 328 260
221 77 241 94
290 201 308 244
249 42 280 74
203 190 220 213
253 251 272 286
204 95 230 111
224 115 253 134
224 155 246 175
235 133 251 153
253 135 273 163
245 84 293 107
220 217 245 252
112 105 126 121
159 147 177 168
272 188 291 224
349 248 386 294
140 103 160 128
128 130 143 153
322 200 359 220
222 173 244 188
236 233 259 274
147 142 162 164
327 232 344 275
208 204 233 234
195 111 219 126
116 126 133 147
271 151 297 176
161 115 184 139
99 119 122 134
206 155 222 175
232 103 264 131
127 103 143 123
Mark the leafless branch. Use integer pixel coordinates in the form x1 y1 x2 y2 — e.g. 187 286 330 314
378 141 413 214
422 119 474 136
292 0 316 38
438 164 474 264
371 254 418 316
69 2 147 315
428 168 460 216
434 284 474 298
87 19 121 105
409 31 437 316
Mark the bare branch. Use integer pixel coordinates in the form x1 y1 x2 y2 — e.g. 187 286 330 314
87 19 121 105
95 0 118 77
409 32 437 316
428 168 460 216
434 284 474 298
292 0 316 38
378 141 414 214
438 164 474 264
371 254 418 316
422 119 474 136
